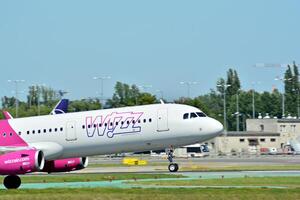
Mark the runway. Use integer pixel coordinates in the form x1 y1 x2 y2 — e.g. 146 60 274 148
6 170 300 190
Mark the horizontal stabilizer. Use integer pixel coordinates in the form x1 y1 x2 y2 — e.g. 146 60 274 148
2 111 13 120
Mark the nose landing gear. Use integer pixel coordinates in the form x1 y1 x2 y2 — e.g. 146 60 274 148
3 175 21 189
166 147 179 172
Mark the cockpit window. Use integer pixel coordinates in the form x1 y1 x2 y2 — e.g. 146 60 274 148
197 112 206 117
183 113 189 119
190 113 198 118
183 112 207 120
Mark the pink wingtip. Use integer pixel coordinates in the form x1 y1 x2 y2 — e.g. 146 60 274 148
2 111 13 120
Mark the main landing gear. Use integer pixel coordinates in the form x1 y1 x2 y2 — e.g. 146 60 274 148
3 175 21 189
166 147 179 172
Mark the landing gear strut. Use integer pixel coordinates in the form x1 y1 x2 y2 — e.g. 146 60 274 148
3 175 21 189
166 147 179 172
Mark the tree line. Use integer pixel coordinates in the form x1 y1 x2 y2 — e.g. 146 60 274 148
1 63 299 131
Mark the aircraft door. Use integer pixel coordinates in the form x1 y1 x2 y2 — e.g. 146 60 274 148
65 121 77 141
157 109 169 132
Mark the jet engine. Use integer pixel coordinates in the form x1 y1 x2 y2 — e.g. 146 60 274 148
43 157 88 173
0 150 45 175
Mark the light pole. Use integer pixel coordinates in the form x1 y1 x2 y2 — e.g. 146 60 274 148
236 89 240 132
8 80 25 118
33 83 46 116
297 88 300 119
251 81 261 119
275 77 292 118
179 81 199 98
292 88 300 118
93 76 111 106
217 84 231 132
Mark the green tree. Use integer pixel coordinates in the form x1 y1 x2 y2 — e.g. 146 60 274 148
226 68 241 97
106 82 157 108
284 63 299 116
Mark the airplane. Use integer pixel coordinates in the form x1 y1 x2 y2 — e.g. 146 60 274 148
0 101 223 189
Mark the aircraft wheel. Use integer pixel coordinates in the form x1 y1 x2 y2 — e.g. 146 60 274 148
168 163 179 172
3 175 21 189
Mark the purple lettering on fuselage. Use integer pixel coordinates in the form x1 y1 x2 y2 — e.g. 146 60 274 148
85 112 144 138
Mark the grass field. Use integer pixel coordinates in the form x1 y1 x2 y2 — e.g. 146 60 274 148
0 175 299 199
133 176 300 188
0 188 299 200
0 173 183 184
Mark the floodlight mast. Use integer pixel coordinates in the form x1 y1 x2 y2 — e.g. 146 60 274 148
179 81 199 98
275 77 292 118
217 84 231 132
7 80 25 118
251 81 261 119
93 76 111 106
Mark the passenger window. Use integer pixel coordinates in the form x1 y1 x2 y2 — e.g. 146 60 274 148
149 118 152 123
44 129 46 133
82 125 85 129
197 112 206 117
183 113 189 119
49 129 52 133
38 130 41 134
190 113 198 118
27 131 30 135
55 128 58 132
60 127 63 131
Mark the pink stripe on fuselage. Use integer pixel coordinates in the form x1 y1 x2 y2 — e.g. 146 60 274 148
0 119 28 147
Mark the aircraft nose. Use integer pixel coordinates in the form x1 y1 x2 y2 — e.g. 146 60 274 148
204 117 223 136
213 119 224 134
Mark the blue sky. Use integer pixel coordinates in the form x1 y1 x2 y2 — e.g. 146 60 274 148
0 0 299 101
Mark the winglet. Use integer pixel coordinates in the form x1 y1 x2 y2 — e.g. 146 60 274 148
50 99 69 115
2 111 13 119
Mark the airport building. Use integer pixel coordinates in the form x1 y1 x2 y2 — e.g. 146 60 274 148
174 117 300 157
208 118 300 155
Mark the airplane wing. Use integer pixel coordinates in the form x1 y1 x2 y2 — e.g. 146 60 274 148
0 142 63 160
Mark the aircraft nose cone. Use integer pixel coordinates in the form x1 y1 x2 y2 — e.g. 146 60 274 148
205 118 223 136
214 119 224 134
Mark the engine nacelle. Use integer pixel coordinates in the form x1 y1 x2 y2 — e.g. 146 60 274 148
43 157 88 173
0 150 45 175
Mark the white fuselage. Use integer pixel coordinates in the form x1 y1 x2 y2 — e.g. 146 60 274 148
7 103 223 160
